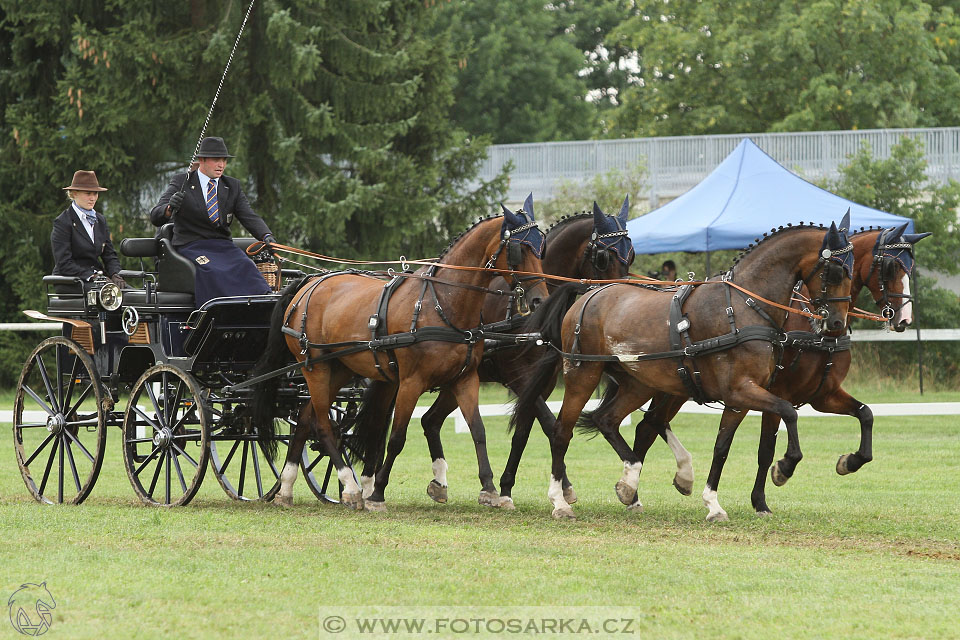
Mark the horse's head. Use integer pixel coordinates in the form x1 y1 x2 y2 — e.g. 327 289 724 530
496 194 548 313
586 196 636 279
798 213 855 333
858 223 931 331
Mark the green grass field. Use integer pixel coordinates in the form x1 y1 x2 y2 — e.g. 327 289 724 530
1 391 958 639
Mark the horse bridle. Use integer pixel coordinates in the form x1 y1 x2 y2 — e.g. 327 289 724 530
865 229 914 320
586 228 630 276
485 219 545 317
800 241 854 327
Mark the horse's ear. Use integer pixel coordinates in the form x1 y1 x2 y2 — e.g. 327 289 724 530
891 222 909 240
502 205 523 228
523 193 535 220
592 201 605 226
903 231 933 244
500 203 511 216
839 208 851 232
827 221 842 247
617 195 630 225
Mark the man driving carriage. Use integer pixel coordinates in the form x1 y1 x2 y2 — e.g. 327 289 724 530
149 136 277 305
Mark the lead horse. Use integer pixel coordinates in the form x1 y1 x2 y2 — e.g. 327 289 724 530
252 210 548 511
418 197 636 507
629 222 930 517
512 220 854 519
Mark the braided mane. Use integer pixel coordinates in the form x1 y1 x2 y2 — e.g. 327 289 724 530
545 212 592 237
436 214 503 262
730 222 831 268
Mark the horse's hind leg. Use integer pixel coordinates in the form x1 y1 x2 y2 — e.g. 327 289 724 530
633 394 693 496
751 412 780 515
449 373 500 507
702 407 750 522
809 388 874 475
367 379 428 511
274 404 312 507
420 390 458 504
499 392 569 509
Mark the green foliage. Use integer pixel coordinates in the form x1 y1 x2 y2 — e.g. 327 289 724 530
611 0 960 137
432 0 598 143
537 160 648 225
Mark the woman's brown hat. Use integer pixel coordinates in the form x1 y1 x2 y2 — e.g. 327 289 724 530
63 170 108 192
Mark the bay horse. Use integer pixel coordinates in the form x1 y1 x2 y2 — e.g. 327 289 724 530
252 209 548 511
511 220 854 519
418 197 635 508
629 222 930 518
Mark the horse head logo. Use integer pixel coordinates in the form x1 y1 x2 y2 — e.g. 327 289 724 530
8 582 56 636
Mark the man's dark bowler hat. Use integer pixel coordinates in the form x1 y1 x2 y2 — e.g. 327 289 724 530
197 136 235 158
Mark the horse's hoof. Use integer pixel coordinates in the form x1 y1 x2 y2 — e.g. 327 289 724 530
755 509 772 518
836 454 852 476
341 492 364 510
363 500 387 513
427 480 448 504
626 499 643 512
497 496 516 510
706 509 729 522
552 507 576 520
478 490 501 507
770 463 789 487
272 494 293 508
563 486 578 504
673 475 693 496
614 480 637 505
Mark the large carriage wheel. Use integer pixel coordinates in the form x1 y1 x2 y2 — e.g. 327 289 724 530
13 337 107 504
121 365 210 506
300 379 367 504
207 394 291 502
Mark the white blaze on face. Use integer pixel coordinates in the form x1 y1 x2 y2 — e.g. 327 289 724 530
897 273 913 326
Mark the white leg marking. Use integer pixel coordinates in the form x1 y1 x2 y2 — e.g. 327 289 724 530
548 475 570 511
620 461 643 493
665 429 693 487
432 457 448 487
338 467 361 496
279 460 298 500
702 485 728 522
360 475 375 499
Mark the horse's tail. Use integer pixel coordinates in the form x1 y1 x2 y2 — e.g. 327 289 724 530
346 380 396 475
509 282 582 432
252 276 311 460
575 376 620 437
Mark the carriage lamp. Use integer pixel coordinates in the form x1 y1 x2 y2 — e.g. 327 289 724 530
98 282 123 311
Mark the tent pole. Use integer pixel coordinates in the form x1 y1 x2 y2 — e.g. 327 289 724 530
705 251 711 276
913 268 924 394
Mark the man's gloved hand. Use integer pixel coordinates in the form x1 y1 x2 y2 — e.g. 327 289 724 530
110 273 128 289
262 233 277 256
167 190 185 216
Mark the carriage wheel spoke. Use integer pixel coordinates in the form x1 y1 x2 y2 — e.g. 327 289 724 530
135 446 162 478
170 442 198 468
238 441 249 497
165 451 172 504
61 353 80 413
54 345 64 410
218 440 241 474
37 436 59 497
35 353 59 413
146 450 164 498
65 439 82 493
145 381 164 427
304 453 323 474
171 403 199 434
22 384 56 417
251 442 264 497
23 434 55 467
17 423 49 429
171 450 188 494
260 441 282 480
133 406 163 434
169 378 185 426
63 428 96 464
58 436 65 503
66 383 95 419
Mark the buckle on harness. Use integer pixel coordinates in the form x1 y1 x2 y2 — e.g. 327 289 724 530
368 314 379 331
676 318 690 333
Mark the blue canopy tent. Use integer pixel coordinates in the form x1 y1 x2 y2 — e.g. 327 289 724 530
628 138 914 272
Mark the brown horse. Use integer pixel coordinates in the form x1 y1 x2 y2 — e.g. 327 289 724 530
417 197 636 508
512 221 854 519
630 222 931 517
252 210 548 511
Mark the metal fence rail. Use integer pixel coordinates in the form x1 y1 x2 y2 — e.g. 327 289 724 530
477 127 960 205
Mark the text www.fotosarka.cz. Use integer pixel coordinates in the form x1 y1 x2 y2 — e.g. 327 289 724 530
319 606 648 638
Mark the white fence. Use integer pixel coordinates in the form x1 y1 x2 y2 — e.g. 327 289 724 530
476 127 960 205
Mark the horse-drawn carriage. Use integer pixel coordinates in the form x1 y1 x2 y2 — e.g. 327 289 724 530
13 223 362 506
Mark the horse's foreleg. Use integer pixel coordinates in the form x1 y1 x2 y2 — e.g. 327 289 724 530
751 412 780 515
726 383 801 488
809 389 874 475
420 389 458 504
366 381 424 511
450 373 500 507
499 390 562 508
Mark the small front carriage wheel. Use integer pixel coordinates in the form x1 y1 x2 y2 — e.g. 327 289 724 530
13 336 107 504
121 365 210 506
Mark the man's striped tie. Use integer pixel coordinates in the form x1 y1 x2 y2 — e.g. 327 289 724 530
206 179 219 223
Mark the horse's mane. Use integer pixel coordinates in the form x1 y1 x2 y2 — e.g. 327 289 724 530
545 212 592 237
436 214 503 263
849 226 884 238
730 222 834 270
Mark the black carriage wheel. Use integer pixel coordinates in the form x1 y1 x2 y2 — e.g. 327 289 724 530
13 337 107 505
300 379 367 504
121 365 209 507
208 398 291 502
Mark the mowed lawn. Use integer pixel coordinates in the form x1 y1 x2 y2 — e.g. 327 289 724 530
1 403 958 639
